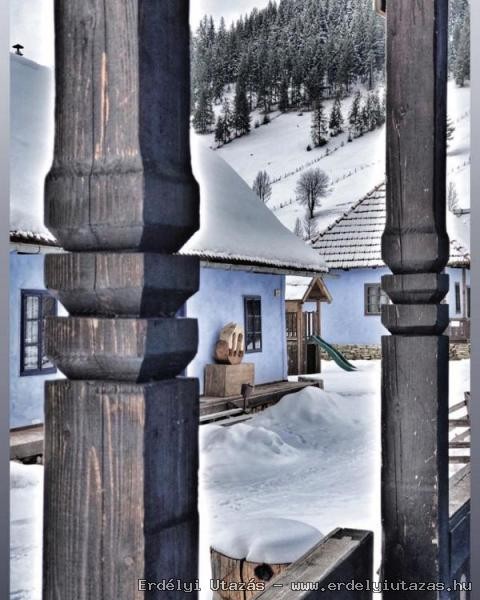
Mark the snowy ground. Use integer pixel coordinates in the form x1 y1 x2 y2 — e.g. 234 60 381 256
10 359 470 599
194 81 470 244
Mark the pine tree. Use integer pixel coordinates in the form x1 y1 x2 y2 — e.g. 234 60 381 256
454 11 470 87
279 78 289 112
311 101 328 147
192 89 214 134
364 93 375 131
448 181 460 213
221 98 233 141
447 116 456 148
234 76 251 136
214 116 226 146
348 91 362 138
329 96 344 137
360 103 370 135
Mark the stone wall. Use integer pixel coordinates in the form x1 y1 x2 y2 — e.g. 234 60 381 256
320 342 470 362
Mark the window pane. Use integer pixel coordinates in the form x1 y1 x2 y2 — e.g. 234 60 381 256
23 345 39 370
25 320 38 344
254 333 262 349
455 283 461 313
254 316 261 333
26 296 39 319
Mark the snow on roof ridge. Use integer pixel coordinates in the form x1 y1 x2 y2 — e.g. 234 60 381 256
10 229 58 246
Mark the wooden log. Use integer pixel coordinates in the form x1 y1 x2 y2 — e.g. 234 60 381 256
210 548 288 600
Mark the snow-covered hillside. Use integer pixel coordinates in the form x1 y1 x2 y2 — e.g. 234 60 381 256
195 81 470 244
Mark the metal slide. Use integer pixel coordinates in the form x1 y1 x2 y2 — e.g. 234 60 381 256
308 335 358 372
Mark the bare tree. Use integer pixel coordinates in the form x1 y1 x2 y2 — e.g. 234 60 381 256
252 170 272 203
447 181 459 213
296 168 330 219
302 212 319 241
293 217 303 238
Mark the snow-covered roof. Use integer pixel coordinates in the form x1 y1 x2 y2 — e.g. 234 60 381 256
10 230 57 247
181 138 328 275
313 183 470 270
10 54 54 237
10 52 327 275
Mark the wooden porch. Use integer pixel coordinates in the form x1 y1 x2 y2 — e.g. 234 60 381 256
37 0 471 598
200 380 323 424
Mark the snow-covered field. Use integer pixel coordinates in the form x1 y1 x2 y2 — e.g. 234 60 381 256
195 81 470 242
10 359 470 599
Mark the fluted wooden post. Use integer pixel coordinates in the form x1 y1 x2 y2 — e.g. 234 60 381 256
381 0 450 596
42 2 200 598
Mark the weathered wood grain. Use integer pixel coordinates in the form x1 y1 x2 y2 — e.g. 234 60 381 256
204 364 255 398
382 0 449 274
43 378 199 600
254 529 373 599
43 1 200 596
45 0 199 252
210 547 288 600
381 336 450 593
381 0 452 596
45 253 199 317
45 316 198 381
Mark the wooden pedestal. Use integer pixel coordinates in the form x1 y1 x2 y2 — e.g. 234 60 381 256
205 364 255 397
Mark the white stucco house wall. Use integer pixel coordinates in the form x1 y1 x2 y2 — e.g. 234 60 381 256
312 184 470 348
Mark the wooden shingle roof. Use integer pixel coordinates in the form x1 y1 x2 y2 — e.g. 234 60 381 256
313 183 470 270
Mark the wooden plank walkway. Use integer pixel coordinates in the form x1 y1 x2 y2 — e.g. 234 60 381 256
200 380 322 417
10 424 44 461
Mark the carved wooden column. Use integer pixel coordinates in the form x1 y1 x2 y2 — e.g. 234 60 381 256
42 2 200 598
381 0 450 596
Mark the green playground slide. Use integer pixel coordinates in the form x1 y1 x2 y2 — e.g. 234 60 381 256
308 335 358 372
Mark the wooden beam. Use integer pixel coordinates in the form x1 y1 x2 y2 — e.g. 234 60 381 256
254 529 373 599
381 0 451 596
43 1 200 598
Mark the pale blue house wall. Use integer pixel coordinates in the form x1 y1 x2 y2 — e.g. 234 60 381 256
322 266 470 345
10 251 67 428
186 266 287 394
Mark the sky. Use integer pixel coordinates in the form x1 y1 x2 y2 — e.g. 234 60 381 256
10 0 268 68
190 1 269 28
